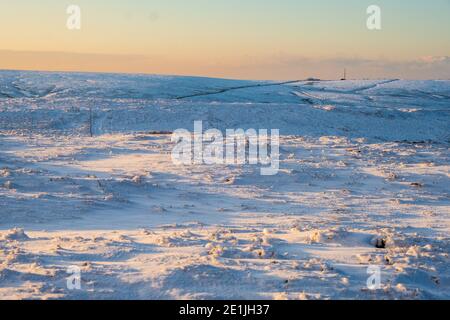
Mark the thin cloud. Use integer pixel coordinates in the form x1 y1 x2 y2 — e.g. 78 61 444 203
1 50 449 80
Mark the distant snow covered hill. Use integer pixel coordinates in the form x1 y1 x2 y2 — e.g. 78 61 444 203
0 70 449 142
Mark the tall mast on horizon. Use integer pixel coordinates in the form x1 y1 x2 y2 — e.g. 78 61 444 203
341 68 347 81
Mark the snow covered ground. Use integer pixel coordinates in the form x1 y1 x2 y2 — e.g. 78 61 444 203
0 70 449 299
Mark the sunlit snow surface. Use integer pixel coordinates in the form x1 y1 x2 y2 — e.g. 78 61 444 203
0 70 449 299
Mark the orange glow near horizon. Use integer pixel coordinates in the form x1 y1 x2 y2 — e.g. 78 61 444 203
1 0 449 80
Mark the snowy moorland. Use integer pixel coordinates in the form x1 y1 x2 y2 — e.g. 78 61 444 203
0 70 449 299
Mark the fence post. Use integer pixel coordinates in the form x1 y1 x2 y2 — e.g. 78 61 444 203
89 107 93 137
